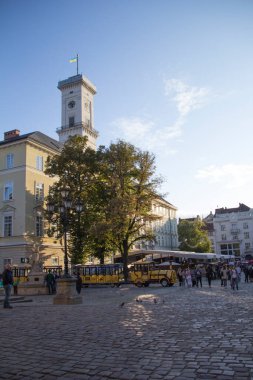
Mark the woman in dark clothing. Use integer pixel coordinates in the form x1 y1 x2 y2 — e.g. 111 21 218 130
76 273 82 294
206 265 213 288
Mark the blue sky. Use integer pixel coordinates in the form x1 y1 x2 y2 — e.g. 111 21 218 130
1 0 253 217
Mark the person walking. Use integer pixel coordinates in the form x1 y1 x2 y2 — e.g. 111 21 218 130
244 266 249 283
206 265 213 288
177 268 183 287
231 267 239 290
76 273 82 294
196 267 202 288
236 265 241 283
2 264 14 309
220 265 228 288
185 268 192 288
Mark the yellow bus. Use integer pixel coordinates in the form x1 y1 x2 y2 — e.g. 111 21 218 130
10 266 62 283
75 264 124 287
129 262 177 287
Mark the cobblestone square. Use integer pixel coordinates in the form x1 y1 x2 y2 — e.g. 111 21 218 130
1 280 253 379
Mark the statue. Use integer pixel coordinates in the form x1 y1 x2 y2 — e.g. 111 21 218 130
29 244 43 272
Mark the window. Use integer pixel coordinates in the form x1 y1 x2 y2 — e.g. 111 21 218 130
221 225 226 231
243 222 249 229
69 116 75 127
51 257 59 265
21 258 29 264
4 216 12 236
220 242 240 256
244 232 249 239
232 223 237 229
35 215 43 237
221 234 226 240
4 182 13 200
245 243 251 250
6 153 14 169
35 183 44 201
3 258 12 266
36 156 43 171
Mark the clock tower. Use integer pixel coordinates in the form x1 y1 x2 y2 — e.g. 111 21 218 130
57 74 98 150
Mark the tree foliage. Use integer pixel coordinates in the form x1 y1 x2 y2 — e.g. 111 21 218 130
178 219 212 253
45 136 97 264
44 136 163 277
96 140 163 280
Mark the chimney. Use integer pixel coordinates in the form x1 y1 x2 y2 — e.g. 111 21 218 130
4 129 20 140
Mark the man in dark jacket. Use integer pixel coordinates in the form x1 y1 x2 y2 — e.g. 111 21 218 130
2 264 14 309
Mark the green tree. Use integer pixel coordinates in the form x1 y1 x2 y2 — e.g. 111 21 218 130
45 135 97 264
97 140 163 281
178 219 211 253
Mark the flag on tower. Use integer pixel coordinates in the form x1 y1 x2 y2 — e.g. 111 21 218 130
69 57 77 63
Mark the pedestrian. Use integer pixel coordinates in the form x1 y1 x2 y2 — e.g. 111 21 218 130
206 265 213 288
230 267 239 290
2 264 14 309
76 273 82 294
45 270 56 295
13 278 20 295
177 268 183 286
196 267 202 288
249 266 253 282
220 265 228 288
236 265 241 283
243 266 249 283
191 268 197 287
185 268 192 288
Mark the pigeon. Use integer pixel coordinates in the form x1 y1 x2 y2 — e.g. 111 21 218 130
154 298 157 304
119 302 125 307
136 298 142 303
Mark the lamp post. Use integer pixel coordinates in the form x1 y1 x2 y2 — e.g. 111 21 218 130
46 188 83 305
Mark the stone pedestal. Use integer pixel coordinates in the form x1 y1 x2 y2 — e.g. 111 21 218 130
53 277 82 305
18 272 48 296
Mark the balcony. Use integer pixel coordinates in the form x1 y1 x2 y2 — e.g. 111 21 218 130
56 121 99 136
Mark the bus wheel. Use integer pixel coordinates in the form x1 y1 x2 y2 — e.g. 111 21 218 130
144 282 149 287
135 281 143 288
160 278 169 287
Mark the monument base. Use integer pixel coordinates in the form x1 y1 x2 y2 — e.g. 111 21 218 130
53 277 82 305
18 271 48 296
18 283 48 296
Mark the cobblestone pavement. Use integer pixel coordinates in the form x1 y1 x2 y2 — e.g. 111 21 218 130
1 279 253 380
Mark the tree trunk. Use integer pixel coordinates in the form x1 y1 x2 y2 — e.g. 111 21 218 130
122 239 129 282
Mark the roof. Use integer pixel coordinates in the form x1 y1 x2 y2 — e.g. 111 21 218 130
215 203 250 215
0 131 62 152
58 74 97 94
155 197 177 210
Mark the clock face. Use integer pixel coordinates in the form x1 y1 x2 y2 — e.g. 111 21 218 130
68 100 75 109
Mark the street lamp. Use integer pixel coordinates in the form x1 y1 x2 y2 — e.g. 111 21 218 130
46 188 83 278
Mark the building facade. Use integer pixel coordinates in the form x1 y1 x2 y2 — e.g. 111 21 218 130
134 198 178 251
204 203 253 258
0 130 63 271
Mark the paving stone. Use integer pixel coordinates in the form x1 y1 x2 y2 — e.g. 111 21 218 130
1 280 253 380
